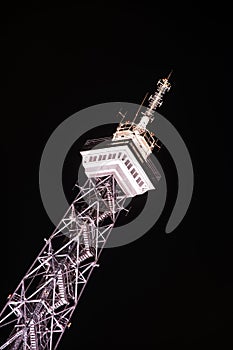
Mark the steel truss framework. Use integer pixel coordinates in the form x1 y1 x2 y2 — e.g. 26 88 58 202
0 175 126 350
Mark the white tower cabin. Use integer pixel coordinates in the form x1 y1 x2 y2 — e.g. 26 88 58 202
0 74 171 350
81 73 171 197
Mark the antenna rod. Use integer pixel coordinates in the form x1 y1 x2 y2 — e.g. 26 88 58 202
132 92 149 124
167 69 173 80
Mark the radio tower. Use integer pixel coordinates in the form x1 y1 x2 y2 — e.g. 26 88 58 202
0 74 171 349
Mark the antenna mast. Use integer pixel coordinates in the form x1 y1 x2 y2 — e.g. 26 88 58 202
137 71 172 130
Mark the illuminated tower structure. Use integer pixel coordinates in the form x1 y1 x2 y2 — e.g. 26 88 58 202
0 74 171 349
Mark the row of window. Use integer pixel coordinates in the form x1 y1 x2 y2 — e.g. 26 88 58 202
124 159 144 187
86 152 145 187
88 152 122 162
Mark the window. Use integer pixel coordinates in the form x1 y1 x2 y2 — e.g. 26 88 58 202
112 153 116 159
133 172 138 178
108 154 112 159
99 155 103 160
103 155 107 160
90 156 93 161
93 156 97 161
136 177 141 184
131 168 136 175
139 180 144 187
125 160 132 169
118 152 122 158
122 154 127 161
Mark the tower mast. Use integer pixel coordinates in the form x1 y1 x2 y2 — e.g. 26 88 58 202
0 74 171 349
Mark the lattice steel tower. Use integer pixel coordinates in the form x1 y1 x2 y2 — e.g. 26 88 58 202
0 74 171 349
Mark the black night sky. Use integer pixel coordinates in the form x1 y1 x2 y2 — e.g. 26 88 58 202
3 2 233 349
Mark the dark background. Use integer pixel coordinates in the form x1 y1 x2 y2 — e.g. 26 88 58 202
3 2 233 349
